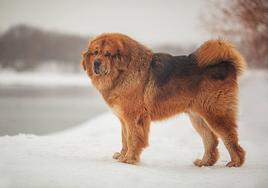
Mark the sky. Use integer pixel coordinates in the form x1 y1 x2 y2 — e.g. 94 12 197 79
0 0 211 45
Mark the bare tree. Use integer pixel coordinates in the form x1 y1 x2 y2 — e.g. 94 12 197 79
202 0 268 68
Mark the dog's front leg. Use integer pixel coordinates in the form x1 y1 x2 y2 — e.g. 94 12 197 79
118 113 150 164
113 118 128 160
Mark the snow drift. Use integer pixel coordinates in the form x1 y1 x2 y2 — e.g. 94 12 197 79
0 71 268 188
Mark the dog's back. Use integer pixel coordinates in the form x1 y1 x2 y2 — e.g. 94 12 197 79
147 40 245 121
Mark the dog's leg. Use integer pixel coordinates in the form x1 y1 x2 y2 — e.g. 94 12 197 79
113 119 128 160
203 114 245 167
189 112 219 167
118 113 150 164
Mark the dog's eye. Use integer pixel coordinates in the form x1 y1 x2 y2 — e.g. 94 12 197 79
105 52 111 57
116 53 121 60
94 50 98 55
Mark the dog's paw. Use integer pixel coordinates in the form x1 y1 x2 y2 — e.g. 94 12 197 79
118 155 139 165
112 152 122 160
226 145 245 167
226 160 243 167
193 159 215 167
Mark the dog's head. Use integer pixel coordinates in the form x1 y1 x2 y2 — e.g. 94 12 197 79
81 33 131 90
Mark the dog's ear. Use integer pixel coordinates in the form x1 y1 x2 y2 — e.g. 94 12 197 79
81 60 86 71
81 50 88 71
117 40 131 65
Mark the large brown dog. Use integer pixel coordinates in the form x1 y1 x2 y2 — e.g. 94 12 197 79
81 33 246 167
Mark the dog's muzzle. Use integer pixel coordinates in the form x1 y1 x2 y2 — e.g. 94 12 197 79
93 60 101 74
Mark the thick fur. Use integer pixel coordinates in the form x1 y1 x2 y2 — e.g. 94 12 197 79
81 33 246 167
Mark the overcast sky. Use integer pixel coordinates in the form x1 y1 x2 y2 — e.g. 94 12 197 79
0 0 211 45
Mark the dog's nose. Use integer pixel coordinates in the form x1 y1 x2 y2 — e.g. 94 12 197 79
94 60 101 68
93 60 101 74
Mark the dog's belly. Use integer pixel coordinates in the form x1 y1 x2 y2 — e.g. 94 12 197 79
144 85 193 121
148 100 187 121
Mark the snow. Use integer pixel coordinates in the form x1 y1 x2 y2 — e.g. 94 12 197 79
0 71 268 188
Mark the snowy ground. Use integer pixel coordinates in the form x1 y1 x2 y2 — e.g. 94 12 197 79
0 71 268 188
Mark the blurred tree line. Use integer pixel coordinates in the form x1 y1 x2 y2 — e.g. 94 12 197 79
0 25 89 71
202 0 268 68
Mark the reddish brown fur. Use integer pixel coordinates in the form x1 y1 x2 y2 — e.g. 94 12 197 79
81 33 246 167
195 39 246 76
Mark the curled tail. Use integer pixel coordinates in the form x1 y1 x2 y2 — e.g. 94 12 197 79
195 39 246 77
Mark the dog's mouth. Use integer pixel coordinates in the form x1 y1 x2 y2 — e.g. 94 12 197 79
93 66 101 75
93 67 109 76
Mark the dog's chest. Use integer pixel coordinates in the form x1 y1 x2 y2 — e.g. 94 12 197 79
102 93 124 117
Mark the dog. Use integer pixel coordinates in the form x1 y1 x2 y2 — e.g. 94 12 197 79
81 33 246 167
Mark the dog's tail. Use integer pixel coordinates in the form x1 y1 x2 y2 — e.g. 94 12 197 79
194 39 246 77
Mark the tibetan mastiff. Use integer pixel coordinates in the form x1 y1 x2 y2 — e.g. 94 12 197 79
81 33 246 167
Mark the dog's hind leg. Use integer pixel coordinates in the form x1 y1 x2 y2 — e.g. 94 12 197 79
189 112 219 167
202 113 245 167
